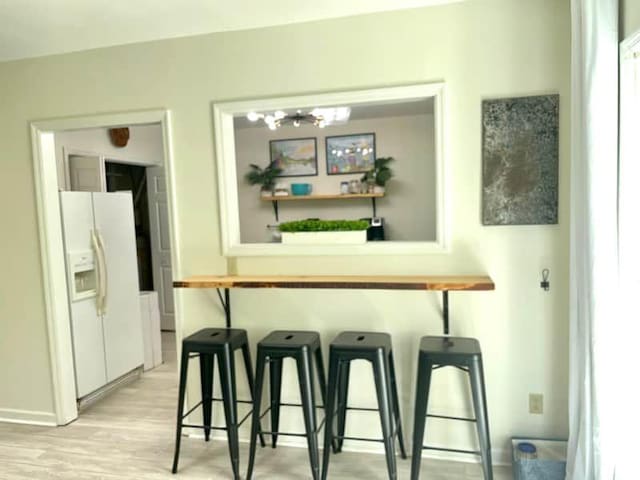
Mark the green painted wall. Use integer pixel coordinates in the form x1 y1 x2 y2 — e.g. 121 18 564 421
0 0 570 459
622 0 640 39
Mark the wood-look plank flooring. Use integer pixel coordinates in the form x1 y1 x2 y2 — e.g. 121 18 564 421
0 333 512 479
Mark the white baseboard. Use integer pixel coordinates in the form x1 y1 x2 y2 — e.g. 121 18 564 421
0 408 57 426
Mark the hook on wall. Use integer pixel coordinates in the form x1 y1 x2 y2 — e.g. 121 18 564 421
540 268 550 291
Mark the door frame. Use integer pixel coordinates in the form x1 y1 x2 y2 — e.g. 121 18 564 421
31 110 182 425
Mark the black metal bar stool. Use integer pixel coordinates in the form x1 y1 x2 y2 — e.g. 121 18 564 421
171 328 265 478
322 331 407 480
247 330 330 480
411 336 493 480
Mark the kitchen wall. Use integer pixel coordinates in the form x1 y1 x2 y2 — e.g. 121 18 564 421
54 124 164 190
622 0 640 39
0 0 570 462
235 113 436 243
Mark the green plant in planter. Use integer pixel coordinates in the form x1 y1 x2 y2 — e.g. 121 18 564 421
279 219 369 232
245 161 282 193
361 156 394 187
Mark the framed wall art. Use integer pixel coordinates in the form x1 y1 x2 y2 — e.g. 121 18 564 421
482 94 559 225
269 137 318 177
326 133 376 175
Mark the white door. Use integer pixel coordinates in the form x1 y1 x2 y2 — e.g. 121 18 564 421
146 167 175 331
92 192 144 382
59 192 107 398
68 154 106 192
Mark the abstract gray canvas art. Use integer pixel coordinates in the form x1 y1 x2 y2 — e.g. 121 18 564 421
482 95 559 225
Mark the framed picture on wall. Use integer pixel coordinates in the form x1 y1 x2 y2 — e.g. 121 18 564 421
269 137 318 177
326 133 376 175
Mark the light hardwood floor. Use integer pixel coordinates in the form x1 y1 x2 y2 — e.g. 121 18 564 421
0 333 512 479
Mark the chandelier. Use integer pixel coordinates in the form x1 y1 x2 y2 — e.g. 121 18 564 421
246 107 351 130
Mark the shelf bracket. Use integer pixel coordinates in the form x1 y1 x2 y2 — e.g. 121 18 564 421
216 288 231 328
271 200 279 222
372 197 377 217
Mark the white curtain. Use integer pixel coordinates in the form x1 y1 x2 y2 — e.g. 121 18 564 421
567 1 619 479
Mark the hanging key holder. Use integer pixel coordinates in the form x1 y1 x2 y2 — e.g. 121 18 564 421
540 269 550 291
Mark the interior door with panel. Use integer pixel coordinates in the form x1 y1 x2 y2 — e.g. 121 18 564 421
68 153 106 192
146 166 175 331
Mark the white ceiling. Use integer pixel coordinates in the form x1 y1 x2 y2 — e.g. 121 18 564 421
0 0 462 62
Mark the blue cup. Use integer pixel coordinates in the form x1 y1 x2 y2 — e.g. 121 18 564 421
291 183 312 195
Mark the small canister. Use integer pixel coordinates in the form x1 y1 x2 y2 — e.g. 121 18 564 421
349 179 360 194
516 442 537 460
340 181 349 194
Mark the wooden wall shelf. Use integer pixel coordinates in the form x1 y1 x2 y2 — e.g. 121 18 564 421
261 193 384 201
262 192 384 220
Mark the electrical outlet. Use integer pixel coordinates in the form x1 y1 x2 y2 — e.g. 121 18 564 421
529 393 543 414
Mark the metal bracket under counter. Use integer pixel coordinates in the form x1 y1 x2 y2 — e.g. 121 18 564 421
174 275 495 335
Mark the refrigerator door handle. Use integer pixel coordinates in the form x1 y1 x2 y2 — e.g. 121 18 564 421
96 230 108 315
91 229 106 315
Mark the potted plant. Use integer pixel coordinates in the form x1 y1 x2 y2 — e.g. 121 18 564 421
361 156 394 194
245 161 283 196
279 219 369 245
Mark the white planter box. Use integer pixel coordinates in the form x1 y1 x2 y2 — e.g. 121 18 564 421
281 230 367 245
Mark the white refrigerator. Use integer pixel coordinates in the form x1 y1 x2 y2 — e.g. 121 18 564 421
60 191 144 399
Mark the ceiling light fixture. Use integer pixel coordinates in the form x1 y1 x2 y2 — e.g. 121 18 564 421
246 107 350 129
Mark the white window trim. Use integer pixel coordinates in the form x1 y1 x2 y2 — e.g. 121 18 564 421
212 83 449 256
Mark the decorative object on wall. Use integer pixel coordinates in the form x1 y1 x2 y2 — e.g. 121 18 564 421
109 127 130 147
245 160 283 195
270 137 318 177
326 133 376 175
482 94 559 225
361 156 394 193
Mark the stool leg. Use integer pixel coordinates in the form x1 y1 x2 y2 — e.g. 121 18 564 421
321 353 339 480
171 348 190 474
335 360 351 453
247 350 267 480
199 353 214 442
217 346 240 480
269 357 283 448
314 345 338 453
410 356 432 480
373 350 398 480
241 342 266 448
469 357 493 480
388 351 407 459
297 348 320 480
314 345 328 406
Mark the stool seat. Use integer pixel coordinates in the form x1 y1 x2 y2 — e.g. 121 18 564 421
330 331 392 352
183 327 248 350
419 336 481 361
258 330 320 350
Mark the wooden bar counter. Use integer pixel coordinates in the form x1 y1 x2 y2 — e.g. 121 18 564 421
173 274 495 333
174 274 493 291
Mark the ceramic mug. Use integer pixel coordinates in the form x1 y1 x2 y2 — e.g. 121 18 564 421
291 183 312 195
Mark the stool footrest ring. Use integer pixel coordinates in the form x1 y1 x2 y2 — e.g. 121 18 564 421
426 413 477 423
422 445 481 456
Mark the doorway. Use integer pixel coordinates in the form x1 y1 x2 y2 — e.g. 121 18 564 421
31 110 181 425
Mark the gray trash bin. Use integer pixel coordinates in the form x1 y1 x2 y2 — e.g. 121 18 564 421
512 438 567 480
